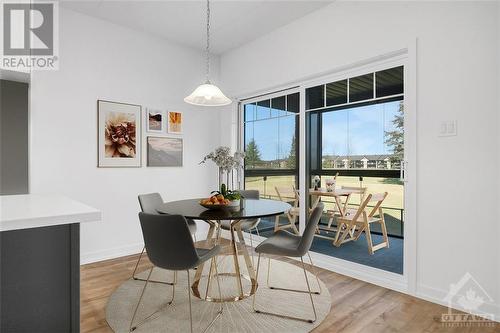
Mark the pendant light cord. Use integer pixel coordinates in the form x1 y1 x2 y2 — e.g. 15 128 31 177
205 0 211 83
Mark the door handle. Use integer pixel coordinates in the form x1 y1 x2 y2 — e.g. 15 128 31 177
400 161 407 182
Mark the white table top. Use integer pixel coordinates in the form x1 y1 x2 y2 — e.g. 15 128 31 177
0 194 101 232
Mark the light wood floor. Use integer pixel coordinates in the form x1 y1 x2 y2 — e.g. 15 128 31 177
81 253 498 333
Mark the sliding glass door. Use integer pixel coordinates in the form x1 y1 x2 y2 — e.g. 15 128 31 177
305 65 405 274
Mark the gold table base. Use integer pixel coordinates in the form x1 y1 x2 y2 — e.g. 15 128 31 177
192 272 257 303
191 220 258 303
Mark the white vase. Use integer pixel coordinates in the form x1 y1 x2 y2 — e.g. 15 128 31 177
227 199 240 211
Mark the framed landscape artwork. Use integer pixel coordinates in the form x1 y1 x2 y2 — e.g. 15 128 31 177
167 111 183 134
147 136 183 167
98 100 141 167
146 108 165 133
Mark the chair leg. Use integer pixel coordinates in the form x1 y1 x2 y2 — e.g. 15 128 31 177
252 254 262 312
333 221 344 245
254 255 317 323
129 267 175 332
326 214 334 229
191 259 223 333
290 214 299 235
249 230 254 267
133 247 177 286
380 212 390 248
307 252 322 295
187 271 194 333
132 247 146 280
130 267 153 332
335 221 354 246
204 257 214 300
364 224 374 255
266 257 271 288
266 254 321 295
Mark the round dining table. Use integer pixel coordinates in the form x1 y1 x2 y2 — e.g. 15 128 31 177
157 198 291 302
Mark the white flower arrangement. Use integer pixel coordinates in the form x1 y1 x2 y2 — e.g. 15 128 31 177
200 146 246 189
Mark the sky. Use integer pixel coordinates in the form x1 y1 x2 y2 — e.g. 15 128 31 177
245 100 401 161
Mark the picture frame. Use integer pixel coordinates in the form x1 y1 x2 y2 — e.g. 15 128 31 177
167 111 183 134
98 100 142 167
147 136 183 167
145 108 165 133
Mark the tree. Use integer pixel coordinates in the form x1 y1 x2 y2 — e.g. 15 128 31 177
286 136 296 169
385 102 404 163
245 139 261 168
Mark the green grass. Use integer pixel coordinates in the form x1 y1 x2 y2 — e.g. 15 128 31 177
245 175 404 221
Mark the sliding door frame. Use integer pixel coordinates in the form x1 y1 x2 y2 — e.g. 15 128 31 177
236 44 417 296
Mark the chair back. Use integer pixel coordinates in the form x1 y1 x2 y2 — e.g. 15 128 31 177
366 192 388 217
297 202 324 256
138 193 164 214
275 186 298 207
340 186 367 208
240 189 259 200
138 213 199 270
349 192 388 221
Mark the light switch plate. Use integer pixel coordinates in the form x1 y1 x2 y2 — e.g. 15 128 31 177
439 120 457 137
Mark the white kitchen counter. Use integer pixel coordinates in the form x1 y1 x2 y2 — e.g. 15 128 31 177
0 194 101 232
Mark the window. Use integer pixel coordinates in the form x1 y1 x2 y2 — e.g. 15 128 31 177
326 79 347 106
321 100 404 170
349 73 373 102
376 66 404 97
243 92 299 175
305 85 324 110
306 66 404 110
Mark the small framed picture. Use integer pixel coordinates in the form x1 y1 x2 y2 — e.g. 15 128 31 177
147 136 183 167
146 108 165 133
167 111 183 134
98 100 142 167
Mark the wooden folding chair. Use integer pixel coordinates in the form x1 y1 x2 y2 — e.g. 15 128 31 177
274 186 300 234
333 192 389 254
326 186 367 229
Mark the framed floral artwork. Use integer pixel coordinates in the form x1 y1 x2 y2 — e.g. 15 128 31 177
146 108 165 133
167 111 183 134
98 100 141 167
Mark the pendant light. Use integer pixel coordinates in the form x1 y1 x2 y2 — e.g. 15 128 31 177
184 0 231 106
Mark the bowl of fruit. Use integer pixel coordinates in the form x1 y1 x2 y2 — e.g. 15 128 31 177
199 194 230 210
199 184 242 211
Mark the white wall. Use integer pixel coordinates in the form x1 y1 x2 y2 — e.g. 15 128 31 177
221 1 500 316
30 8 223 263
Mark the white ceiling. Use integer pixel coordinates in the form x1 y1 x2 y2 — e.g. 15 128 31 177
60 0 333 54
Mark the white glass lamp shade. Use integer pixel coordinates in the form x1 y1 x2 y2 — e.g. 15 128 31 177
184 83 232 106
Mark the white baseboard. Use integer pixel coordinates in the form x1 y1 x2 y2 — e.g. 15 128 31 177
417 284 500 322
80 242 144 265
80 228 207 265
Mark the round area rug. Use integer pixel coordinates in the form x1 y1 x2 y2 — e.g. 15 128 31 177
106 256 331 332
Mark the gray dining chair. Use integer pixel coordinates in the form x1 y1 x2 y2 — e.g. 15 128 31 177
252 203 324 323
130 213 223 332
133 193 198 282
220 190 261 262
